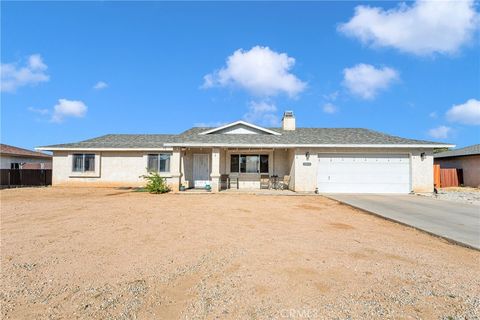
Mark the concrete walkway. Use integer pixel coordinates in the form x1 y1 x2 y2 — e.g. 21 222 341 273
326 194 480 250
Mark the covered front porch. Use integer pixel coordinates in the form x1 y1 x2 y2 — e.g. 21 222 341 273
178 147 295 192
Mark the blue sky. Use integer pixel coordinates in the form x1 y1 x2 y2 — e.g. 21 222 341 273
1 1 479 150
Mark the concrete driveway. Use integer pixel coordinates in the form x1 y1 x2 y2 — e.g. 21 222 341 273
326 194 480 250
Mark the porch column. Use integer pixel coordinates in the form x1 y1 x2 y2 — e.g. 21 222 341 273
170 147 181 192
210 147 221 192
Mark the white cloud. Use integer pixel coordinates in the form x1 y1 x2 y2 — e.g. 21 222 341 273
28 107 49 115
338 0 479 56
202 46 306 97
51 99 87 123
343 64 398 99
1 54 49 92
446 98 480 125
93 81 108 90
243 101 279 126
322 91 339 102
428 125 451 139
28 54 47 70
194 121 227 128
429 111 438 118
322 103 338 114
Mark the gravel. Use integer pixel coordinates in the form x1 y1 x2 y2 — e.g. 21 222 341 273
421 187 480 205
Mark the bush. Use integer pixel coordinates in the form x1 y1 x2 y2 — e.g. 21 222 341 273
141 171 170 194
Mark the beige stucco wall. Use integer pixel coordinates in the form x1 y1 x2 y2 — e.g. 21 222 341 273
410 149 434 193
435 155 480 188
291 147 434 193
51 147 435 193
52 150 175 187
0 155 52 169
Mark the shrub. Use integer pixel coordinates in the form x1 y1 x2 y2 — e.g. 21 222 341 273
141 171 170 194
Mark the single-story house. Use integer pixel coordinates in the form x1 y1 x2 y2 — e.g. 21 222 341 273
0 144 52 170
37 111 453 193
434 144 480 188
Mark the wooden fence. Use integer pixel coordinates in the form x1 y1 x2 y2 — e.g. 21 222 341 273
433 165 463 188
0 169 52 188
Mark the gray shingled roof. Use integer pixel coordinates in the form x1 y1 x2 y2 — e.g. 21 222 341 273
38 127 448 149
434 144 480 158
40 134 177 149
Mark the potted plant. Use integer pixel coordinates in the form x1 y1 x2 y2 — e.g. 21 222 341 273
179 184 186 192
205 184 212 192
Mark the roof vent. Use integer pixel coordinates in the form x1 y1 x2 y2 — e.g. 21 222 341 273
282 111 295 131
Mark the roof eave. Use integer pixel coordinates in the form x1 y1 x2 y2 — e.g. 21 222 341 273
124 143 456 149
434 153 480 159
1 152 52 158
37 143 455 151
36 147 174 151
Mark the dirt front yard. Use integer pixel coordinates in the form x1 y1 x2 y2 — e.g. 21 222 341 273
1 188 479 319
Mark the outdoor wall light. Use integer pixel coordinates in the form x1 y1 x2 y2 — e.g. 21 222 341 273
305 151 310 160
420 152 426 160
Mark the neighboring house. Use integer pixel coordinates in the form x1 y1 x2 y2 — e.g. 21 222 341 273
0 144 52 170
37 111 453 193
434 144 480 188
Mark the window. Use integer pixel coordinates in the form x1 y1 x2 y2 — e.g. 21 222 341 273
260 155 269 173
230 155 239 172
10 163 20 170
246 155 259 173
147 154 170 172
72 154 95 172
230 154 269 174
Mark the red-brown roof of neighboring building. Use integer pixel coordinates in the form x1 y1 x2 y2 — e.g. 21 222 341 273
0 143 52 159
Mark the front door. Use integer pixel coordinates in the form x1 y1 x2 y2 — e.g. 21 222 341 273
193 154 210 188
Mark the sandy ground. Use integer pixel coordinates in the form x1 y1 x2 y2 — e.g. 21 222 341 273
1 187 479 320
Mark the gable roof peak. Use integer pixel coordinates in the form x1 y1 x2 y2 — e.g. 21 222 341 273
198 120 281 136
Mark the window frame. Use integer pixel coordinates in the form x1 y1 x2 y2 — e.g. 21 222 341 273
230 154 269 174
72 153 96 173
10 163 20 170
147 153 171 173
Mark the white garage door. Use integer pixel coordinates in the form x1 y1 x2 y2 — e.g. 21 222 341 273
317 154 411 193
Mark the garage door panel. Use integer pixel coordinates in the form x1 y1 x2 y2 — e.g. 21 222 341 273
317 154 410 193
321 182 409 194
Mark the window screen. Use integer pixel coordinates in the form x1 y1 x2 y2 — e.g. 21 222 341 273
72 154 84 172
147 154 171 172
72 154 95 172
231 154 269 173
147 154 159 172
84 154 95 172
159 154 170 172
246 155 259 173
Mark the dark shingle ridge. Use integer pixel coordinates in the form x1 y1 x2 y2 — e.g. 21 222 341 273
434 144 480 158
39 127 450 149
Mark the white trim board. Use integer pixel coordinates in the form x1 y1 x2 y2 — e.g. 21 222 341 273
36 147 174 152
198 120 281 136
164 143 454 148
37 143 455 151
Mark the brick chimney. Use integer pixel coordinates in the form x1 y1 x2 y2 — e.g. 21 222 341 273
282 111 296 131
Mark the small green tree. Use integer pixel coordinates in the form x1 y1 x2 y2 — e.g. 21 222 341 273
141 171 170 194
